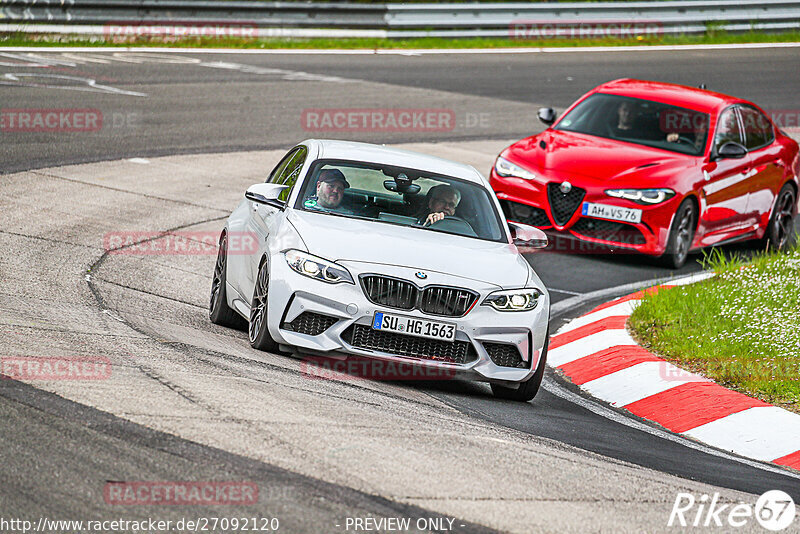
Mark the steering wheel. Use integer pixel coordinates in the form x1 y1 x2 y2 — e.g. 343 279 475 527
428 216 478 237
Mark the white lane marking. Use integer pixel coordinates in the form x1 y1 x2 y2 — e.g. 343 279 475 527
683 407 800 463
556 299 640 334
667 271 716 286
0 73 148 97
548 329 635 367
580 361 709 407
128 158 150 165
543 379 800 480
2 43 800 55
548 287 584 296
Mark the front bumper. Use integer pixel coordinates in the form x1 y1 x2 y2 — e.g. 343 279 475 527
263 257 550 384
490 169 679 257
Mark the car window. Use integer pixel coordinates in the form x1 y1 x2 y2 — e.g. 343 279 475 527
713 107 743 153
294 159 507 243
739 106 774 150
554 93 709 156
270 146 308 202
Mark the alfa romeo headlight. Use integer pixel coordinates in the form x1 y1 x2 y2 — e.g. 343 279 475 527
605 188 675 205
494 156 538 181
482 288 542 312
284 250 354 284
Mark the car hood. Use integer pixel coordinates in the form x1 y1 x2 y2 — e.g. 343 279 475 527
287 210 530 289
506 129 693 183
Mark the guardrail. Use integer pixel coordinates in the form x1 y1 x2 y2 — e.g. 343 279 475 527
1 0 799 39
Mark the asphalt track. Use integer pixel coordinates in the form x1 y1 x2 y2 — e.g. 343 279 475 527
1 47 799 533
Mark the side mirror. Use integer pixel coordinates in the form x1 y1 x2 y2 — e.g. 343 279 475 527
509 222 548 250
714 141 747 160
245 183 290 208
537 107 556 126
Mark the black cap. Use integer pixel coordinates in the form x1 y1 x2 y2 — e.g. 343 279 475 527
317 169 350 188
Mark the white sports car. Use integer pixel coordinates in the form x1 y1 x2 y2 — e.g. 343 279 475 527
210 140 551 401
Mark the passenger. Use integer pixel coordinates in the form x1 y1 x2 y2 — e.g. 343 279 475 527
418 184 461 226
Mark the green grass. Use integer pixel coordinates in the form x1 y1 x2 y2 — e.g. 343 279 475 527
2 30 800 49
629 245 800 414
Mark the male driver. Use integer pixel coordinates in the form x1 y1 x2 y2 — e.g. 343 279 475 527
419 184 461 226
315 168 349 209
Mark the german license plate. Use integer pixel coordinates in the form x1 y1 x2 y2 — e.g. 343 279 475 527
581 202 642 224
372 312 455 342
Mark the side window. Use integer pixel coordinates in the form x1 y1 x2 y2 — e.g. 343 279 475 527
270 147 308 202
713 107 743 153
739 106 774 150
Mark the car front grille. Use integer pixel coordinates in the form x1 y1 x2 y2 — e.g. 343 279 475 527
572 217 647 245
483 342 527 368
281 312 338 336
499 200 551 228
360 275 478 317
361 275 416 310
547 183 585 226
342 324 478 365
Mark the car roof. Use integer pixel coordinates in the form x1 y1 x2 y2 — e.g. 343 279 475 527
302 139 486 185
593 78 745 113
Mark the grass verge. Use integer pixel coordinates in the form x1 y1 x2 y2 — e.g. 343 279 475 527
1 30 800 49
629 245 800 414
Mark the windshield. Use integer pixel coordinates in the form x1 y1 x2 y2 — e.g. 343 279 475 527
555 93 710 156
294 159 507 243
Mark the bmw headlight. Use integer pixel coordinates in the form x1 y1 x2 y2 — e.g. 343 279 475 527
284 250 354 284
605 188 675 205
482 288 542 312
494 156 538 181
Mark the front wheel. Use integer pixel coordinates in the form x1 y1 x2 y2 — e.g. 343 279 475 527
761 183 796 250
659 199 696 269
491 334 549 402
249 260 278 352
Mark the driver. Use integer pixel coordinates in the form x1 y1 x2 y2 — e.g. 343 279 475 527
418 184 461 226
307 168 350 210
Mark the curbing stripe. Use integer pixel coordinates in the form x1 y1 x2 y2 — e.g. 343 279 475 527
558 346 660 386
624 382 770 433
548 329 636 367
556 300 639 334
580 361 709 407
683 407 800 463
773 450 800 470
550 316 628 349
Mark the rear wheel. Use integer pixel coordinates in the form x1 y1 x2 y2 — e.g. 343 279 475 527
249 260 278 351
209 233 247 329
761 183 796 250
491 334 549 402
660 199 696 269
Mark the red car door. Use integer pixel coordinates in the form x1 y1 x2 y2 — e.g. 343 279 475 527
698 106 752 245
738 105 783 230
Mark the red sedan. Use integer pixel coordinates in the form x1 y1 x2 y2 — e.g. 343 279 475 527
490 79 799 268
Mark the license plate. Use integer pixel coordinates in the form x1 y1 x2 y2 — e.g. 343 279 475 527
581 202 642 224
372 312 456 343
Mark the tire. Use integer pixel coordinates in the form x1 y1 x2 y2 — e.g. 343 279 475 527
248 259 278 352
659 199 697 269
209 233 247 329
761 183 797 250
491 334 549 402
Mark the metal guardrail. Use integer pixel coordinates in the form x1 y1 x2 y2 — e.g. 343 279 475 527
1 0 799 39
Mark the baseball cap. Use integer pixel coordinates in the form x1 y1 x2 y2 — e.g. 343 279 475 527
317 169 350 188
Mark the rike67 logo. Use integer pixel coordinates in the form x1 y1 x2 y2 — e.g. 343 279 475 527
669 490 796 531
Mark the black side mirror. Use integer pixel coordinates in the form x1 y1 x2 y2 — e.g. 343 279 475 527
714 141 747 160
537 107 556 126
